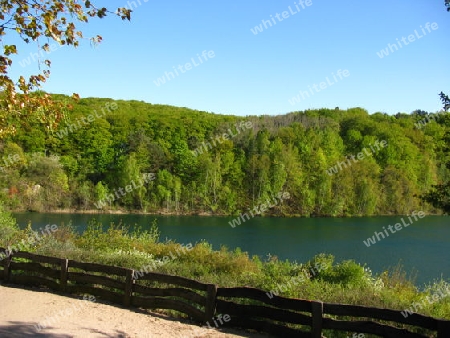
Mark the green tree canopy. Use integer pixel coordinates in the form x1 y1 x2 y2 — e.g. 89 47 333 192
421 92 450 213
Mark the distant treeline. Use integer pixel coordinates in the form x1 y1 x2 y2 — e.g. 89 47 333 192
0 95 447 216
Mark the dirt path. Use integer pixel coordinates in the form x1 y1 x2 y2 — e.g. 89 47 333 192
0 284 272 338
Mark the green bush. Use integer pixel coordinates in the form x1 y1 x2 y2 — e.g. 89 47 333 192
0 205 20 246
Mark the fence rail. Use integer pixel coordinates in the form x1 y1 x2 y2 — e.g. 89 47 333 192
1 247 449 338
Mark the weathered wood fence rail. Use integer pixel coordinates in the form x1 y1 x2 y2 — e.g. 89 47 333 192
1 248 449 338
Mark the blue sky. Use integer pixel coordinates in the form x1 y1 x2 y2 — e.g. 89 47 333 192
7 0 450 116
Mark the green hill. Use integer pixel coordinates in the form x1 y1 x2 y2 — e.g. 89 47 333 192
0 95 447 216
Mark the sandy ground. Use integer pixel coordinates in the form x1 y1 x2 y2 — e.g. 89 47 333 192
0 284 272 338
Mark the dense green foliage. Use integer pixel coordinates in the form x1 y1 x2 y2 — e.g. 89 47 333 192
421 92 450 213
0 95 448 216
1 215 449 336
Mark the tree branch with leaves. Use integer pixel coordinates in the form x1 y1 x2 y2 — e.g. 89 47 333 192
0 0 131 137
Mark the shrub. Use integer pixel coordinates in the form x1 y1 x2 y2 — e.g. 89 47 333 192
0 204 20 245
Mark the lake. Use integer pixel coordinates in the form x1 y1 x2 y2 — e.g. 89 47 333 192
12 213 449 287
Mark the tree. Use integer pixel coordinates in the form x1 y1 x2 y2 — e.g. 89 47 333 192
94 181 109 209
0 1 131 137
421 93 450 213
118 153 146 209
22 154 69 210
440 92 450 111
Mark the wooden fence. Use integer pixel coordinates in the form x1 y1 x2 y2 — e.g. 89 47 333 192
1 248 449 338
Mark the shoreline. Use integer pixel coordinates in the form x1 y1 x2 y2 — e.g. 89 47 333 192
10 208 444 218
13 209 222 217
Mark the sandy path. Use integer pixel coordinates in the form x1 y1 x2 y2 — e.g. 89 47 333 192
0 284 272 338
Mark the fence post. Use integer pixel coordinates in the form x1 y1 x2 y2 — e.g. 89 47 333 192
60 259 69 292
3 251 12 282
0 248 5 281
124 269 134 307
438 320 450 338
311 301 323 338
205 284 218 322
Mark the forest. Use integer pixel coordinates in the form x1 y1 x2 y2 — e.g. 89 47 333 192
0 94 448 217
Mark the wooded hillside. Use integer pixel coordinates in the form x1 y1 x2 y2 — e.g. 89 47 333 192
0 95 447 216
